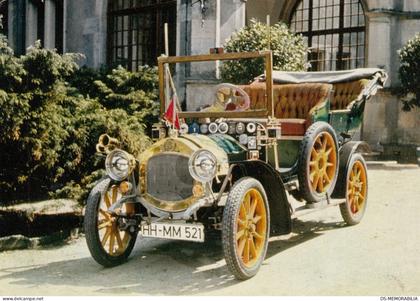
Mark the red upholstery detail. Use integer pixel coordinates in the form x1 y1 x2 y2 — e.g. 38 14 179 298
240 82 332 119
331 79 370 110
279 118 307 136
241 82 267 110
239 82 333 137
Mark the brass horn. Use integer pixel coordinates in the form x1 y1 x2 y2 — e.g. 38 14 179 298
95 143 106 153
96 134 120 154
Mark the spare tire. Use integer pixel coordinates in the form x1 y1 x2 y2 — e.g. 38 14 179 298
297 122 339 203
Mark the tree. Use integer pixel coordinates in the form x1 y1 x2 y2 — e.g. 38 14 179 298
398 33 420 111
220 19 309 84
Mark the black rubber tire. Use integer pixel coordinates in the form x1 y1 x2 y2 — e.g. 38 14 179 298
339 153 368 225
84 178 137 267
222 177 270 280
298 121 339 203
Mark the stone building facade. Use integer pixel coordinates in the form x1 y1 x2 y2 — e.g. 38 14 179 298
1 0 420 160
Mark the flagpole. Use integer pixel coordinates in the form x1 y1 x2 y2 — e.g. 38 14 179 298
164 23 169 57
163 23 173 131
267 14 271 51
165 23 179 132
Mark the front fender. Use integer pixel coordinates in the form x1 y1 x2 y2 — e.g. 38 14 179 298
86 177 111 205
233 160 292 236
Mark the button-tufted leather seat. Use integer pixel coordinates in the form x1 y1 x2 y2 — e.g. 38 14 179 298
330 79 369 110
240 82 333 136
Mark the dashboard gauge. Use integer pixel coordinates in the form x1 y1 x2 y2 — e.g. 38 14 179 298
236 122 245 135
228 122 236 135
180 123 189 135
208 122 218 134
247 136 257 149
239 134 248 145
189 122 200 134
246 122 256 134
218 122 229 134
200 123 209 134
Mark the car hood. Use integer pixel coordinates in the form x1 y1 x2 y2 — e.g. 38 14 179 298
138 134 246 176
186 134 247 161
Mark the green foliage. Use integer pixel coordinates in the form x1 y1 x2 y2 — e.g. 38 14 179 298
220 19 308 84
398 33 420 111
22 41 82 92
69 65 159 130
0 39 158 204
0 36 25 91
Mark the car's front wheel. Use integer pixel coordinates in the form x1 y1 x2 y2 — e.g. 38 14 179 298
222 177 270 280
84 178 138 267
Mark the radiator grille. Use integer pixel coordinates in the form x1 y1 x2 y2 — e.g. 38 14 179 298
146 153 194 201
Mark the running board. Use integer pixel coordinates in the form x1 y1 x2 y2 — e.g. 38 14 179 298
291 198 346 218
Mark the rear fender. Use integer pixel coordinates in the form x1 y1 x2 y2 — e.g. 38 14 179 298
332 141 371 198
233 160 292 236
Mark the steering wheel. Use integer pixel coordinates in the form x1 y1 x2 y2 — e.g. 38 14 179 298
214 83 250 112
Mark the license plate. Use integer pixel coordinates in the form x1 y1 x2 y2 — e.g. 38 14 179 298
140 222 205 242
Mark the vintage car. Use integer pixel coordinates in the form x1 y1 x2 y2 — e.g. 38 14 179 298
84 51 387 280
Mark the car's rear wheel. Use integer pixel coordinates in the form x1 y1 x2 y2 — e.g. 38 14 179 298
85 178 137 267
222 177 270 280
339 153 368 225
298 122 339 203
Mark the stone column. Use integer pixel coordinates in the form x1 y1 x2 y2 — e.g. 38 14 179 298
362 14 394 149
176 0 191 57
190 0 216 56
187 0 247 77
185 0 247 110
366 15 392 82
189 0 246 63
62 0 67 52
43 0 56 49
220 0 246 43
8 0 26 54
95 0 108 68
64 0 107 67
25 0 38 49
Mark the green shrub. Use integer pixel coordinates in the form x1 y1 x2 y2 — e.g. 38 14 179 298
0 39 157 204
67 66 106 98
0 36 26 91
21 41 81 92
70 65 159 131
92 66 159 127
220 19 308 84
0 40 74 198
51 97 151 202
398 33 420 111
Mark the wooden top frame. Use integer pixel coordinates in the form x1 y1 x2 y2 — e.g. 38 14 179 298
157 51 274 119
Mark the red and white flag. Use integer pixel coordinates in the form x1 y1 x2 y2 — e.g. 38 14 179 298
164 97 180 129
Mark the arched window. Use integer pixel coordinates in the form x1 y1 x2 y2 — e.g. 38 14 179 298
290 0 366 71
108 0 176 70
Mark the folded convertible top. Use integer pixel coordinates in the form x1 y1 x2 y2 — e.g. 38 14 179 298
259 68 388 85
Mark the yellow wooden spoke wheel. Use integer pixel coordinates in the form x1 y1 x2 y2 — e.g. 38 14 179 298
298 122 339 203
85 178 138 267
340 153 368 225
236 188 267 267
222 178 270 280
97 185 134 256
347 161 367 214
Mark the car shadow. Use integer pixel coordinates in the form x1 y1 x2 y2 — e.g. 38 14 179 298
0 218 347 295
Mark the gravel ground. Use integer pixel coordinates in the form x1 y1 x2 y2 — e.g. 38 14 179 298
0 165 419 296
